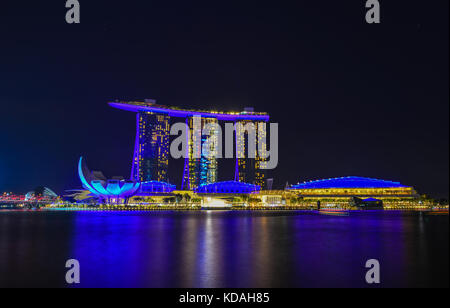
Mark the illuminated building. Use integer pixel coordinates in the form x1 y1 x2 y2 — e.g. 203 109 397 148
78 157 141 203
288 176 421 208
183 117 219 190
78 157 175 204
235 119 254 183
139 181 176 194
195 181 261 194
110 100 270 190
254 121 267 188
132 109 170 182
25 187 58 201
235 112 268 188
70 100 442 210
288 176 417 197
109 100 269 121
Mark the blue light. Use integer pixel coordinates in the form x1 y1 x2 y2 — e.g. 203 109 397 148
288 176 410 190
119 182 138 194
109 102 270 121
78 156 141 200
91 181 111 195
107 180 122 195
195 181 260 194
78 157 99 195
140 181 176 194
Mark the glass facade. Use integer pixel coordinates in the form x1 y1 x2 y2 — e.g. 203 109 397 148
255 121 267 188
132 111 170 182
236 120 267 188
183 117 219 190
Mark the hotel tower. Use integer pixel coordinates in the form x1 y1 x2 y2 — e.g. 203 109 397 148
109 99 269 189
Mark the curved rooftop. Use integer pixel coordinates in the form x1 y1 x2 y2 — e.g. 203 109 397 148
78 157 176 198
196 181 261 194
109 101 270 121
289 176 410 190
25 187 58 201
140 181 176 194
78 157 140 198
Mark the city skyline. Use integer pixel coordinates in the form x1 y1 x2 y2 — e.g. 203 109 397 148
0 1 448 198
110 99 271 190
0 1 448 290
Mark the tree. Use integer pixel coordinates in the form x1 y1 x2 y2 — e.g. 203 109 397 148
163 197 176 204
438 199 448 206
233 197 242 203
191 197 202 204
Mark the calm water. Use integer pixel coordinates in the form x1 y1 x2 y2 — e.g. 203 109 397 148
0 210 448 288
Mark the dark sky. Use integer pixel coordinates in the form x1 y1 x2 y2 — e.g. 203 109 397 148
0 1 448 198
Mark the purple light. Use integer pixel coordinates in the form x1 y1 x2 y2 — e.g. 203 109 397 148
140 181 176 194
131 112 140 181
195 181 260 194
289 176 410 189
109 102 270 121
78 157 140 200
234 121 239 181
181 117 190 190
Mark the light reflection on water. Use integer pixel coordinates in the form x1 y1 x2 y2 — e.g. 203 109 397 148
0 210 448 287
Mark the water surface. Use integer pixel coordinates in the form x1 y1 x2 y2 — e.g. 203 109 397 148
0 210 448 287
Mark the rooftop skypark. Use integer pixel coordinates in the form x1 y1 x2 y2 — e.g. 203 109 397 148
109 100 270 121
109 99 271 191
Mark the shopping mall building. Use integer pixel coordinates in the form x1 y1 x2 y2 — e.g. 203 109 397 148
286 176 425 209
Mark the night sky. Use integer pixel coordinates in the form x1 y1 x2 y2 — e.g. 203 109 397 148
0 1 448 198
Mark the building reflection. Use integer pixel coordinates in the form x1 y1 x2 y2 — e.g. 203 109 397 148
59 211 448 288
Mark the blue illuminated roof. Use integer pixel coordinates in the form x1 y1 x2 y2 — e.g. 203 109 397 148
195 181 261 194
289 176 410 190
140 181 176 194
363 198 382 202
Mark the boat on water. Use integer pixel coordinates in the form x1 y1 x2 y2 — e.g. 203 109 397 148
318 208 350 216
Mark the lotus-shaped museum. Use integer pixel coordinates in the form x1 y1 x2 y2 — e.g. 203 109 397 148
78 157 141 201
78 157 176 203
